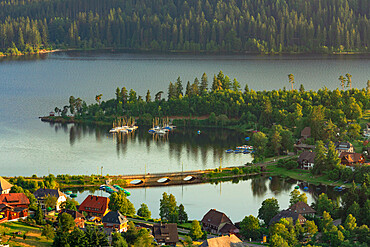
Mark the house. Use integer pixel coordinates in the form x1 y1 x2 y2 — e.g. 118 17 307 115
326 142 354 156
200 235 247 247
102 211 128 233
0 177 13 194
79 195 109 218
59 209 86 228
339 152 365 171
201 209 238 235
0 204 28 223
269 210 307 226
152 223 179 246
0 193 30 208
33 188 67 211
0 193 30 223
301 127 311 140
297 151 316 170
288 202 316 217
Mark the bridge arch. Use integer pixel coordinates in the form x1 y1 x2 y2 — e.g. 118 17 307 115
130 179 144 185
157 177 171 183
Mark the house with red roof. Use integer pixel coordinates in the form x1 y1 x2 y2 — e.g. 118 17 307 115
79 195 110 218
339 152 365 171
0 193 30 223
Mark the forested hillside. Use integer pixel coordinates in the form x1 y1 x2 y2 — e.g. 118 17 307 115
0 0 369 55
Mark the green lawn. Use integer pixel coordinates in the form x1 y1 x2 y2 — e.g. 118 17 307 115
177 222 192 229
1 221 53 247
266 165 347 187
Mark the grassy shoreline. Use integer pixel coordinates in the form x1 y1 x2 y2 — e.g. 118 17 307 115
265 164 349 187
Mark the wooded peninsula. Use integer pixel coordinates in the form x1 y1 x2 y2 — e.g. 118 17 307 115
0 0 369 56
48 72 370 161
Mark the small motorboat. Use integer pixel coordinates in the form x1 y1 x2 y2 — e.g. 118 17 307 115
243 150 250 154
226 149 234 153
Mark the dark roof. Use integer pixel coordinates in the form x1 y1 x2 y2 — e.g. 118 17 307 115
60 209 85 220
326 142 352 150
297 151 316 164
0 193 30 206
102 211 127 224
33 188 66 199
0 177 13 192
339 152 365 165
301 127 311 137
219 223 238 234
79 195 109 215
269 210 306 226
200 235 246 247
152 223 179 244
201 209 233 227
288 202 316 215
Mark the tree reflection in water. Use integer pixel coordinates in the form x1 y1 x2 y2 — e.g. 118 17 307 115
51 123 252 168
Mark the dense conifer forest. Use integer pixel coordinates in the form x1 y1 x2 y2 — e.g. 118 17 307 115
0 0 369 55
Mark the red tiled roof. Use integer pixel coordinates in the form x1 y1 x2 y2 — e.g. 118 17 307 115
0 193 30 206
339 152 365 165
79 195 109 215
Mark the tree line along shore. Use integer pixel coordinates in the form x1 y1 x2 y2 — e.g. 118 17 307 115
0 0 369 56
49 71 370 156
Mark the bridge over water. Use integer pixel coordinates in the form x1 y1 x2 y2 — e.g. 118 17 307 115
116 169 211 188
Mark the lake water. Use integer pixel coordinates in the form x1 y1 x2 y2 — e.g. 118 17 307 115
1 52 369 177
0 52 366 219
72 176 340 222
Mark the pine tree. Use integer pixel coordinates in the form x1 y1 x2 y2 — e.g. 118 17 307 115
200 73 208 94
178 204 188 223
312 140 326 175
175 77 183 97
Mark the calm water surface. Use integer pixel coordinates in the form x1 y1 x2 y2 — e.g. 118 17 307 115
0 52 369 175
73 176 340 221
1 52 360 219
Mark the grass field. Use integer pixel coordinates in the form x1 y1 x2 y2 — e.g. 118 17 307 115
266 165 347 187
0 221 52 247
